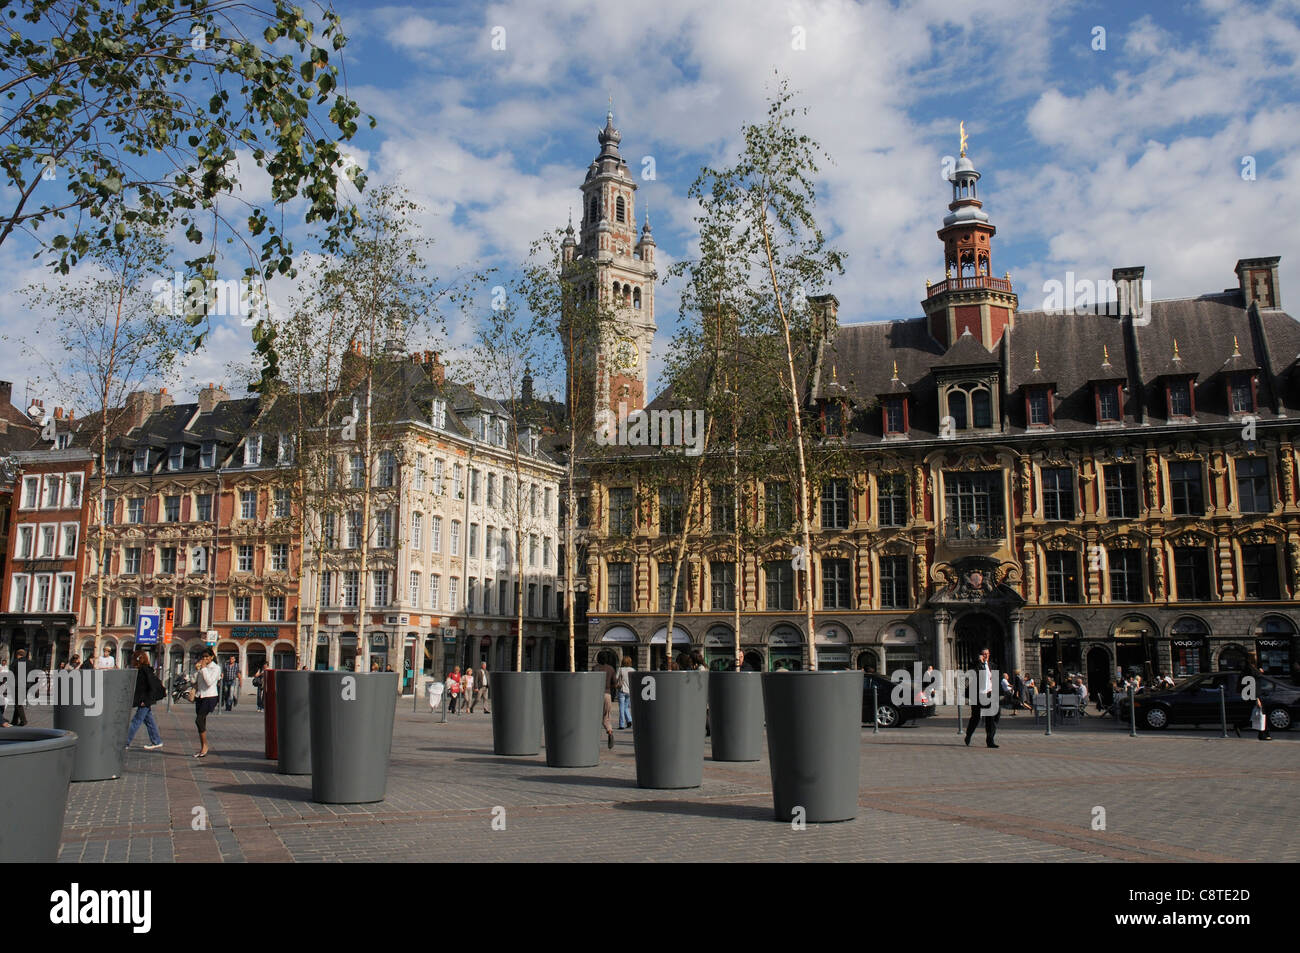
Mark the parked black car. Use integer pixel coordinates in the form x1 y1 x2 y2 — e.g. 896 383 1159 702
1116 671 1299 731
862 673 937 727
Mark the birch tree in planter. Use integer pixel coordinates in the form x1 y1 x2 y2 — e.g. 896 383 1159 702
683 79 845 668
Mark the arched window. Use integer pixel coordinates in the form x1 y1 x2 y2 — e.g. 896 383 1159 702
615 196 626 223
589 196 599 222
948 390 968 430
972 389 992 427
633 287 641 309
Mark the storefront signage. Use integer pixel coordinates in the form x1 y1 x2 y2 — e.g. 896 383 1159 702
231 626 280 639
1257 638 1289 648
1172 638 1204 647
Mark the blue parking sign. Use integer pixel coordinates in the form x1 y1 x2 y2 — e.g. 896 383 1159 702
135 609 160 646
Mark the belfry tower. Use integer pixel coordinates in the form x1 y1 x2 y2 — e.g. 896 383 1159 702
921 124 1018 349
561 108 657 429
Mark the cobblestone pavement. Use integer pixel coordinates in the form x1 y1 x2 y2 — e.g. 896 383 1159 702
32 698 1300 863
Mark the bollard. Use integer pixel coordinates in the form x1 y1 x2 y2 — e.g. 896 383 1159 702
1044 688 1053 736
955 673 963 735
872 682 879 735
1218 686 1228 738
1128 684 1137 737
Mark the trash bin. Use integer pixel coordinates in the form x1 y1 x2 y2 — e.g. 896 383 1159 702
263 669 278 760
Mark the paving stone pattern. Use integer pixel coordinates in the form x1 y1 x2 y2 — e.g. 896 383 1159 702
32 698 1300 863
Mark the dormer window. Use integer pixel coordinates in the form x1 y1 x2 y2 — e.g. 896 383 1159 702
1229 373 1256 415
883 397 907 436
133 447 149 473
1098 387 1120 422
167 444 183 471
494 418 507 447
1026 387 1053 427
824 402 845 437
431 399 447 430
1167 379 1194 419
277 433 293 466
200 442 216 469
243 434 262 466
943 380 996 432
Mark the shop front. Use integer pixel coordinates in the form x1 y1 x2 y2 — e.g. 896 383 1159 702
649 624 691 670
1038 616 1082 683
1255 615 1297 678
1113 615 1156 679
767 624 803 671
814 623 851 671
704 624 736 670
880 621 924 676
599 625 639 669
1169 617 1210 677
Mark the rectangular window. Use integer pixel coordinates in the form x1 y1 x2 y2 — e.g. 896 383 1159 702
244 434 262 466
234 596 250 622
375 509 393 548
659 487 684 535
124 547 141 574
431 515 443 553
498 579 508 616
133 448 149 473
450 520 461 556
470 468 480 504
40 525 55 557
160 547 177 574
415 455 427 491
350 454 365 488
271 543 289 572
33 575 50 612
121 597 137 626
1107 548 1142 602
527 583 537 617
1242 544 1280 600
821 479 849 530
188 596 203 627
530 484 538 517
1103 464 1139 519
943 472 1004 539
342 571 359 608
764 561 795 611
710 484 736 533
710 561 736 611
1097 386 1121 423
268 595 285 622
453 465 463 498
529 534 538 567
469 522 479 557
822 557 853 609
409 571 422 607
104 498 116 525
432 399 447 429
1236 457 1271 513
413 513 424 549
17 525 32 559
44 475 62 507
1173 546 1213 601
1027 388 1051 426
577 494 590 528
196 493 213 522
321 512 337 549
449 578 459 612
347 511 362 549
378 452 396 488
168 444 183 471
159 495 179 523
879 555 909 609
200 442 216 468
1044 551 1081 603
56 574 73 613
61 524 77 558
274 488 290 518
66 474 82 508
128 497 145 524
609 488 634 535
21 476 38 508
544 487 554 517
1169 461 1204 516
9 575 28 612
607 562 633 612
1041 467 1075 521
1230 375 1254 414
877 474 908 527
237 545 254 572
430 575 441 610
765 482 789 531
372 570 391 607
1168 380 1192 418
658 561 687 612
883 398 906 435
486 473 496 507
433 458 445 494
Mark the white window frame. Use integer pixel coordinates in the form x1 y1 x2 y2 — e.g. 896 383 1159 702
244 434 262 467
237 545 254 573
430 574 441 610
240 489 256 519
61 523 78 558
409 571 421 607
9 574 29 612
21 476 38 509
431 515 442 554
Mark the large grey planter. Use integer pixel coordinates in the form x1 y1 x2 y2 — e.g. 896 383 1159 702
308 671 398 804
0 727 77 862
762 670 864 823
53 668 135 781
490 671 543 756
630 670 707 788
708 671 763 762
275 670 312 775
540 671 606 768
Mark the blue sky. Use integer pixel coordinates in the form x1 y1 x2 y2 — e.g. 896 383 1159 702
3 0 1298 407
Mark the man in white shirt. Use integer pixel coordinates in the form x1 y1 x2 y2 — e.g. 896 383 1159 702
964 647 1000 748
94 647 117 669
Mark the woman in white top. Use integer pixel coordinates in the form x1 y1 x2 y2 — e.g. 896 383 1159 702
193 649 221 758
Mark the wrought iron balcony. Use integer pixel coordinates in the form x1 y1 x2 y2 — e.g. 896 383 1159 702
943 515 1006 544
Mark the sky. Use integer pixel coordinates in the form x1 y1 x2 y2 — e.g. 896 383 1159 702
3 0 1299 411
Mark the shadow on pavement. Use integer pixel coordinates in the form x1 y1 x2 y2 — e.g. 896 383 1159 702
209 782 313 801
613 799 774 822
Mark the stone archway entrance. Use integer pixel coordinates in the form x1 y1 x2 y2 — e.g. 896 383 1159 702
955 613 1005 673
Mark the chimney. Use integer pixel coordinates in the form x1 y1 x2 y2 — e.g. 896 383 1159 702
427 351 445 388
0 381 11 407
1113 266 1149 323
198 383 230 413
124 390 155 429
1235 257 1281 310
54 407 63 420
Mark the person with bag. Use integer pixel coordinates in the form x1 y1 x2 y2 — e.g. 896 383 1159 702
446 666 462 714
125 650 166 750
193 649 221 758
253 664 266 712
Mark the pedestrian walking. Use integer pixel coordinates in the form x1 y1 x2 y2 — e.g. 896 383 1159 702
253 665 266 712
125 650 166 750
592 651 616 749
446 666 462 714
8 648 28 726
462 667 474 713
192 649 221 758
221 654 240 711
616 655 634 728
470 663 490 713
0 649 11 727
964 647 1000 748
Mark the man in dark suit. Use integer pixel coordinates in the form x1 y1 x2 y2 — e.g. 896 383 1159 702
964 647 1000 748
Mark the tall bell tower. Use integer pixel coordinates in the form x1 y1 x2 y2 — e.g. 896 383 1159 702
561 108 657 429
921 124 1018 350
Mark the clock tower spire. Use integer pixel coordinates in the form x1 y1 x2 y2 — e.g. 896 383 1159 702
563 107 657 431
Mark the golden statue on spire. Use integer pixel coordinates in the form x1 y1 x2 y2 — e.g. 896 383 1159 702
960 121 968 158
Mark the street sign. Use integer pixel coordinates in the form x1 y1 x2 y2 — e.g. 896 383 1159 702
162 607 174 645
135 608 161 646
205 629 218 646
